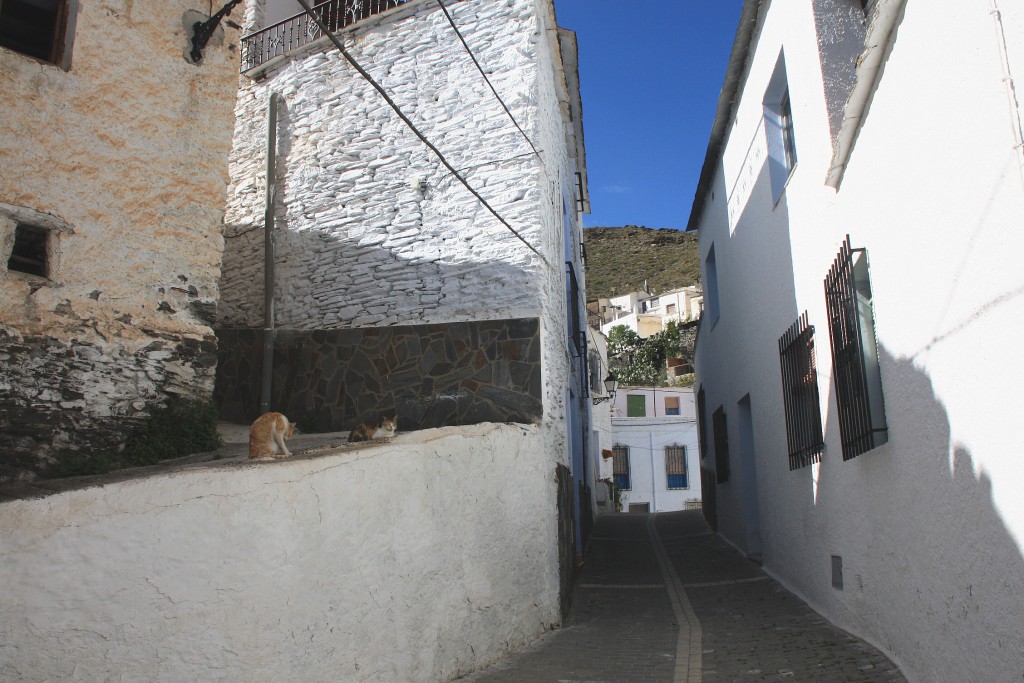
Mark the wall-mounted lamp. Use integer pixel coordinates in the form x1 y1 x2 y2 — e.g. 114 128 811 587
190 0 245 63
592 374 618 405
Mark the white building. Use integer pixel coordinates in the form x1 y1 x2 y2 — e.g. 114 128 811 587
598 285 702 338
690 1 1024 681
602 386 701 513
1 0 596 680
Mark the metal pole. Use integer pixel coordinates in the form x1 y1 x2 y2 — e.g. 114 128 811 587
260 93 279 415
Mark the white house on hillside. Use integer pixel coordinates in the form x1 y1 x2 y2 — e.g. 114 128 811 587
598 286 702 338
602 386 701 513
690 1 1024 681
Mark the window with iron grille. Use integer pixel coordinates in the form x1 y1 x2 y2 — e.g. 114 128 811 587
778 312 824 470
665 445 688 489
0 0 75 68
824 235 888 460
712 406 730 483
612 445 631 490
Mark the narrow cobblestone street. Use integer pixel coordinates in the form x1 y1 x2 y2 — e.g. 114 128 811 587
459 511 904 683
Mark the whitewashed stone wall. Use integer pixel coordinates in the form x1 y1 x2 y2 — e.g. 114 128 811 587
222 0 553 330
222 0 588 467
0 424 560 683
0 0 241 478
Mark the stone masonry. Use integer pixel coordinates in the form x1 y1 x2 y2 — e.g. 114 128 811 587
0 1 241 479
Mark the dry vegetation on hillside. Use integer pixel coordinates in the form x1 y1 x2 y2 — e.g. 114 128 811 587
582 226 701 302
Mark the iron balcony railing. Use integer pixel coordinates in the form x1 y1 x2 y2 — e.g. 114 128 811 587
240 0 407 71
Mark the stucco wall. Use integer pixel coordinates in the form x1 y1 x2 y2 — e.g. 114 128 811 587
0 0 241 478
0 423 559 682
694 1 1024 680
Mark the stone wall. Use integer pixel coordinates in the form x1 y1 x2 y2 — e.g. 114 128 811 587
0 0 241 479
215 318 542 431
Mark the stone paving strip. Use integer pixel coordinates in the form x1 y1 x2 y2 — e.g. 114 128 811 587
457 511 905 683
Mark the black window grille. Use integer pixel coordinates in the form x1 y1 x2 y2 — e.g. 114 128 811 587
7 223 49 278
778 312 824 470
824 235 888 460
612 445 631 490
712 406 730 483
665 445 687 489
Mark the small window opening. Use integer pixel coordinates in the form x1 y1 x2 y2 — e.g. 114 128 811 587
8 223 49 278
0 0 70 65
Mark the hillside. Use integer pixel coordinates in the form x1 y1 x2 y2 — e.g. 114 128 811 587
582 226 701 302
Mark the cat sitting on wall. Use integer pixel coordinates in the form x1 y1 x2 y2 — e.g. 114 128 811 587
249 412 296 460
347 416 398 443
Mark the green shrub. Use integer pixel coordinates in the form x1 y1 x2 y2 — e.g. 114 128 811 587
53 397 222 477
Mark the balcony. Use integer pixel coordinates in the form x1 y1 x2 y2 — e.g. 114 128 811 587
240 0 408 72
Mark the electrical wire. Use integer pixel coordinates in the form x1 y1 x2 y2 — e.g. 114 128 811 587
293 0 549 265
435 0 542 160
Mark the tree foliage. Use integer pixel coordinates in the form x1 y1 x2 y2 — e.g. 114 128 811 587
606 321 694 387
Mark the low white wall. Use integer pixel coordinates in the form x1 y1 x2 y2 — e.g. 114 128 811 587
0 424 558 682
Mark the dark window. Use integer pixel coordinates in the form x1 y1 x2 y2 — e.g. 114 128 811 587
0 0 72 66
665 445 688 489
626 394 646 417
764 51 797 200
824 235 888 460
778 312 825 470
712 406 730 483
7 223 49 278
780 89 798 170
612 445 631 490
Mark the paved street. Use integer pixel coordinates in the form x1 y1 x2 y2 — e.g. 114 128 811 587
458 511 904 683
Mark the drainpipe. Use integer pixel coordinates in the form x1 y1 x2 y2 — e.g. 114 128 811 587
260 93 280 415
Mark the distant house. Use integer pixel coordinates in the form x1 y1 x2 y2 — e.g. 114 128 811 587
602 386 701 513
0 0 240 479
690 0 1024 680
598 285 702 338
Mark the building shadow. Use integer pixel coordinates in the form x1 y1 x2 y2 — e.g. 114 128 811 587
813 344 1024 680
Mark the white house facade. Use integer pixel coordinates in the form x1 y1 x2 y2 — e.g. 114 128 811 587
603 386 701 513
691 1 1024 681
598 286 703 339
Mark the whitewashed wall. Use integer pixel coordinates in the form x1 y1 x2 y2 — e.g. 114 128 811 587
694 1 1024 680
222 0 586 468
608 387 700 512
610 415 701 514
224 0 551 330
0 424 559 682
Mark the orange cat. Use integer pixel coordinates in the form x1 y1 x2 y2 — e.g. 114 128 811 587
248 412 296 459
347 416 398 443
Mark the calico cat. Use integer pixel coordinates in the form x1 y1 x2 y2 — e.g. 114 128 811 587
248 412 296 460
347 415 398 443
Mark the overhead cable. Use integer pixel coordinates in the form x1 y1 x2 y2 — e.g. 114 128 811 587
435 0 542 160
293 0 548 264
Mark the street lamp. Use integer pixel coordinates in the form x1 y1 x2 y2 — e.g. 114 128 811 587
592 374 618 405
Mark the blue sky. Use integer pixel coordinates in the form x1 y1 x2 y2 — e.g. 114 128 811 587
553 0 744 230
